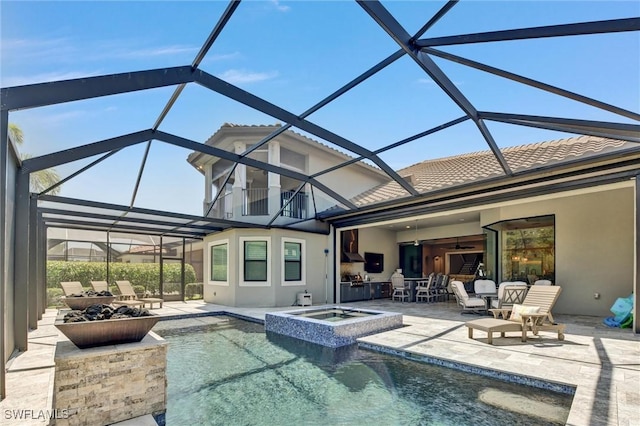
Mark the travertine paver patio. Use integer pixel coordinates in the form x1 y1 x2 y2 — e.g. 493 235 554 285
1 299 638 425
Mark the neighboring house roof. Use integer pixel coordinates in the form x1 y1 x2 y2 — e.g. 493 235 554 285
351 135 636 206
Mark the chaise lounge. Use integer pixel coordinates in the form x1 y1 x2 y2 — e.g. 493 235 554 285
465 285 565 344
60 281 85 296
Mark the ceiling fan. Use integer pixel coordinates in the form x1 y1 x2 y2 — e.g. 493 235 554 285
447 238 475 250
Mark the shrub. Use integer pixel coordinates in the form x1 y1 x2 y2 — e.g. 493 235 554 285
47 261 198 297
133 285 146 297
47 288 65 308
185 283 203 300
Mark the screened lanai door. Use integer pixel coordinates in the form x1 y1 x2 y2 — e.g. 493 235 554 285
161 257 184 301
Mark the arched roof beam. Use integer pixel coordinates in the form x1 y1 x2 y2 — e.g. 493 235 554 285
422 47 640 122
39 208 222 232
193 69 419 196
43 218 206 238
358 0 512 176
0 66 196 112
415 17 640 47
38 194 258 228
479 112 640 143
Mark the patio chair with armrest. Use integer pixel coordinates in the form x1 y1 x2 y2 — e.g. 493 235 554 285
91 280 144 307
465 285 565 344
416 275 436 303
490 282 528 310
451 281 486 314
474 279 497 295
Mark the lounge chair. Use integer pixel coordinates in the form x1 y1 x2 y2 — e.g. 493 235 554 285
465 285 565 344
60 281 84 296
451 281 486 314
115 280 163 309
90 280 109 293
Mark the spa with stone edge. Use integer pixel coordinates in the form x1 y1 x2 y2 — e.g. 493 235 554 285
265 306 403 347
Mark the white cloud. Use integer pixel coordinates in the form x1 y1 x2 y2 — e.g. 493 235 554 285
217 69 278 84
114 45 198 59
40 110 87 126
271 0 290 12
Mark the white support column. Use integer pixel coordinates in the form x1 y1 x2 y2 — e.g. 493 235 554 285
233 142 246 218
203 163 212 215
268 141 281 216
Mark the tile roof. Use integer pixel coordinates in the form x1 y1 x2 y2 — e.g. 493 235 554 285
352 135 635 206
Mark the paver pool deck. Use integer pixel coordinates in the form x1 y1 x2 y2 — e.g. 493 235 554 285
1 299 638 425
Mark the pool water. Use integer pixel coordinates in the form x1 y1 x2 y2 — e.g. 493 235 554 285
154 316 572 426
291 308 380 322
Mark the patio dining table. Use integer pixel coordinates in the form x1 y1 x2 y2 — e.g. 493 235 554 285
475 292 498 314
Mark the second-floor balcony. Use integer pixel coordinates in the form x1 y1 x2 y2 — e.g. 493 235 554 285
206 188 309 220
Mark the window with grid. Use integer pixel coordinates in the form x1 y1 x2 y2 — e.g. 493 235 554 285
284 241 302 281
210 242 228 281
244 241 267 281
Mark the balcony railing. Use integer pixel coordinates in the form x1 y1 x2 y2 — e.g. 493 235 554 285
281 191 307 219
208 189 308 219
243 188 269 216
206 192 233 219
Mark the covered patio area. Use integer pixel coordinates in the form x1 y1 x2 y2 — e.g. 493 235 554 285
1 299 637 425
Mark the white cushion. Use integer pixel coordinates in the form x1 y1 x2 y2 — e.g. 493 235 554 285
510 304 540 321
466 298 486 308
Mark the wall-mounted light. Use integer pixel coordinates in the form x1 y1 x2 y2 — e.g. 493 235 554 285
413 221 419 246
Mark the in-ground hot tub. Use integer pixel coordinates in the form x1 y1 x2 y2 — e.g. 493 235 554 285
265 306 403 347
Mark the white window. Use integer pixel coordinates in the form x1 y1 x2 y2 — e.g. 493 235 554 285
208 240 229 286
282 238 305 286
239 237 271 287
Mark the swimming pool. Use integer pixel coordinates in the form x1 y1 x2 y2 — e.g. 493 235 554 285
154 316 572 425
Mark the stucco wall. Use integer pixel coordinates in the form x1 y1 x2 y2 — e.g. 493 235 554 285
482 186 634 317
203 228 333 307
356 227 399 281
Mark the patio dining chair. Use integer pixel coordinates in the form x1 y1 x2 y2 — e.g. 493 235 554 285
391 271 409 302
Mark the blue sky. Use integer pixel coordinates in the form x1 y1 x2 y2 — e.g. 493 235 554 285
1 1 639 215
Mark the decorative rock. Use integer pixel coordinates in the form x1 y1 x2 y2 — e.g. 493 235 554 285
67 290 114 297
63 304 151 323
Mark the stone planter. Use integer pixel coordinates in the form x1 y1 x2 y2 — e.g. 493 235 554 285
62 296 116 310
55 313 159 349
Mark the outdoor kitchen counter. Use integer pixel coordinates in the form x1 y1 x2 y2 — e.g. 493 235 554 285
340 282 391 303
